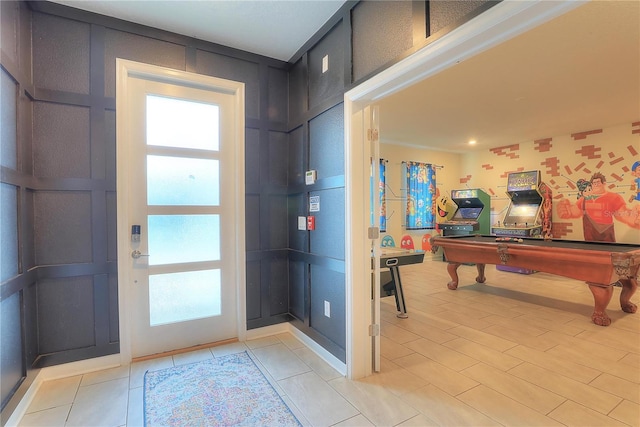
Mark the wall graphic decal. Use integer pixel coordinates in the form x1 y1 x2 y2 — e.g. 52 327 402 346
462 122 639 243
557 172 640 242
630 161 640 203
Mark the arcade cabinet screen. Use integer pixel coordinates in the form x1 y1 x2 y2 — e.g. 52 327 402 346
452 207 482 220
504 203 539 224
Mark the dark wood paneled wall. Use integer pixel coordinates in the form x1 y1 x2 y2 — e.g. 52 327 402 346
285 0 497 363
1 0 498 419
1 0 290 418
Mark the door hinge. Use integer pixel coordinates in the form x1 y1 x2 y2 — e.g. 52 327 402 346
367 128 379 142
368 227 380 240
369 324 380 336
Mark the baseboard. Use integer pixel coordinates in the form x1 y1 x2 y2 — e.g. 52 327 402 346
287 325 347 376
245 322 290 340
4 354 121 427
4 373 42 427
245 323 347 376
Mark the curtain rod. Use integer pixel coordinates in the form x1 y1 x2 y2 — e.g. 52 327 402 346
398 161 444 169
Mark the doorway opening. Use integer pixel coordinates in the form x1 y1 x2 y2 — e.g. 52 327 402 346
344 1 582 379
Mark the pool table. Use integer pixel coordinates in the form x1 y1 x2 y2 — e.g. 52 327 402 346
429 234 639 326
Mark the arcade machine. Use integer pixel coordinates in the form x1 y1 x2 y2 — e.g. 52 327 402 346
439 188 491 236
491 170 553 274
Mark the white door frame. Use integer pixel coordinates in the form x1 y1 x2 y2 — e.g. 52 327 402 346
344 0 584 379
115 59 246 364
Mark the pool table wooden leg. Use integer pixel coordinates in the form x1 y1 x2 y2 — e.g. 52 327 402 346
446 263 460 290
446 263 487 290
587 283 614 326
475 263 486 284
619 278 638 314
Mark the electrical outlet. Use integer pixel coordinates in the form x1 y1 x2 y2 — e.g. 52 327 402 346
324 300 330 318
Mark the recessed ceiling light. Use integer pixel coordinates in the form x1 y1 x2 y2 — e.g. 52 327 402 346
468 140 477 145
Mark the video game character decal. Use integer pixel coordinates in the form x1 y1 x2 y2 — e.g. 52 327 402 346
434 189 456 233
629 161 640 203
557 172 640 242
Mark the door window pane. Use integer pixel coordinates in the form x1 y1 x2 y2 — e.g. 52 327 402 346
146 95 219 151
148 215 220 265
147 155 219 206
149 269 221 326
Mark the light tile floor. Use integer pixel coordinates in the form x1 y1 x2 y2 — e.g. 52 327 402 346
18 258 640 426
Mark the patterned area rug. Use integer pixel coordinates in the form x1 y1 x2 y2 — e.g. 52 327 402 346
144 351 301 426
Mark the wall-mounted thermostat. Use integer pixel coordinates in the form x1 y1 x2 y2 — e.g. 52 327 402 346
305 170 317 185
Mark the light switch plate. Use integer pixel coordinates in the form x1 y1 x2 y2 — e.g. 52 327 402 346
298 216 307 230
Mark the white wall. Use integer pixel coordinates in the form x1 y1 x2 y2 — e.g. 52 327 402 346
460 121 640 244
381 121 640 245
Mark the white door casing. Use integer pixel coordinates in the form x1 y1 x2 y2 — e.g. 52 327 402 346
369 105 381 373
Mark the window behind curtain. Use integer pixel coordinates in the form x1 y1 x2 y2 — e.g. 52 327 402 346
404 161 436 229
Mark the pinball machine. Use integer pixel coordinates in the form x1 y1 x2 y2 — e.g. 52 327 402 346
491 170 552 273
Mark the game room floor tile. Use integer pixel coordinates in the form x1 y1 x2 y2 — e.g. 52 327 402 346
16 259 639 427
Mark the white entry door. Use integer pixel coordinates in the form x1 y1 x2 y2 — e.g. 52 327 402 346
116 60 245 359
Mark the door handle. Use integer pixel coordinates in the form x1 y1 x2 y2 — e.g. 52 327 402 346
131 250 150 259
385 258 399 267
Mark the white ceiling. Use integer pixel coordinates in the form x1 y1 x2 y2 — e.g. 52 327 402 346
49 1 639 154
48 0 347 61
378 0 640 152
